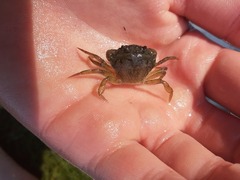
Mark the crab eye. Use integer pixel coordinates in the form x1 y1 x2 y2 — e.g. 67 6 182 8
148 48 157 56
106 49 117 60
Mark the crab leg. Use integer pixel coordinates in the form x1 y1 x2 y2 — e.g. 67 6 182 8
78 47 113 72
145 78 173 102
88 57 114 72
98 76 118 101
69 69 113 78
156 56 177 66
145 67 167 80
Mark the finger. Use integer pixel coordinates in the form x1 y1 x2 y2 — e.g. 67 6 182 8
94 141 184 179
40 96 184 179
153 131 240 179
204 49 240 116
0 1 38 129
66 0 188 46
171 0 240 47
0 148 37 180
184 101 240 163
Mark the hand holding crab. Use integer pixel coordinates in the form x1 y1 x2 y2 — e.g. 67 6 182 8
70 45 177 102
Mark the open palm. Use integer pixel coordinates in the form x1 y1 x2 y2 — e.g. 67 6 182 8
1 1 240 179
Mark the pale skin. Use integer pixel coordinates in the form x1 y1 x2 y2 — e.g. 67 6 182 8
0 0 240 179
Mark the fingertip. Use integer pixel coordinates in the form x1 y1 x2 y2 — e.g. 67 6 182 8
204 49 240 116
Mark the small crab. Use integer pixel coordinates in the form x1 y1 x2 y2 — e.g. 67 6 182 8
70 45 177 101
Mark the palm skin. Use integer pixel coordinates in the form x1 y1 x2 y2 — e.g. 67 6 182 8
0 0 240 179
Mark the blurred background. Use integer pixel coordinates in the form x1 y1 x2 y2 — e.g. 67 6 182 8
0 107 92 180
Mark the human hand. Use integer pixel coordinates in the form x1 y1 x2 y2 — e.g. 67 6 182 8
0 0 240 179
